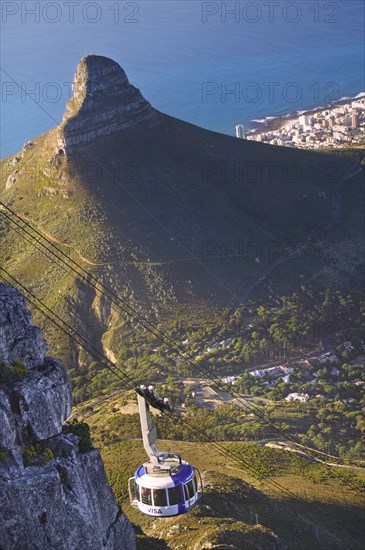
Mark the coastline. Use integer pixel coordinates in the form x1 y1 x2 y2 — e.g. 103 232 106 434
248 92 365 136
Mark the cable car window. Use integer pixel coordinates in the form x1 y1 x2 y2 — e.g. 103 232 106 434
187 479 195 499
194 474 198 490
141 487 152 505
134 483 140 501
153 489 167 507
168 486 182 505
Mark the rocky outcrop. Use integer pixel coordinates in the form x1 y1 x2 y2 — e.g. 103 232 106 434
0 357 71 448
57 55 160 155
0 438 135 550
0 284 48 368
0 283 135 550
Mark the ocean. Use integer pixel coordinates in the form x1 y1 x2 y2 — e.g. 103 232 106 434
1 0 364 158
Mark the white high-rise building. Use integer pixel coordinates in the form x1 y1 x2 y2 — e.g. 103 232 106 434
352 112 360 129
299 114 314 128
352 98 365 110
235 124 246 139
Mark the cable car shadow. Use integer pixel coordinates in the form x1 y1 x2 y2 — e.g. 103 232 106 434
197 470 262 523
130 468 363 550
190 471 364 550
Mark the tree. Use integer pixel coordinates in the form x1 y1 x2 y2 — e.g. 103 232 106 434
355 416 365 433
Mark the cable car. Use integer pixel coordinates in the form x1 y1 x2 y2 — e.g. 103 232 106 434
128 385 203 517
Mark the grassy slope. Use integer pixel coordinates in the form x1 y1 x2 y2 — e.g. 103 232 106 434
0 120 363 367
0 130 111 363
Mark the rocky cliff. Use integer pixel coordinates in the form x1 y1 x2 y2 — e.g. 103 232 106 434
57 55 160 155
0 283 135 550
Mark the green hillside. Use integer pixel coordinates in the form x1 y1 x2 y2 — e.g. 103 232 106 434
0 104 363 371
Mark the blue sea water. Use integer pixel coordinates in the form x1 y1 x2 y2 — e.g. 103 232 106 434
0 0 364 158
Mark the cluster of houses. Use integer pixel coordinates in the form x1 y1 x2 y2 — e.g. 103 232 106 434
309 351 337 364
222 375 238 385
307 342 355 365
237 340 364 404
172 336 235 364
179 335 363 407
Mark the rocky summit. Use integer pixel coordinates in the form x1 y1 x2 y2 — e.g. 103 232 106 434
0 283 135 550
57 55 160 155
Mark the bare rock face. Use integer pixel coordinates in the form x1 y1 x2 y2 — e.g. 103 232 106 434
0 283 135 550
0 283 48 368
57 55 160 155
0 357 72 448
0 440 135 550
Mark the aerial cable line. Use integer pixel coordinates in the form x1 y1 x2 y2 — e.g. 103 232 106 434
0 267 362 547
0 266 311 493
0 267 138 392
1 205 363 495
2 207 319 447
0 205 364 496
0 205 323 437
0 272 362 544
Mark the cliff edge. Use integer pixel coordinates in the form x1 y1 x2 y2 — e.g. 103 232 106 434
0 283 135 550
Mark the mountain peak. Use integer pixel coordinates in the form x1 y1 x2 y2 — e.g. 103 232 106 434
57 55 159 155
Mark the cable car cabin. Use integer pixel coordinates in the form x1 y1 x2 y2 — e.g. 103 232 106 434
129 453 203 517
128 386 203 517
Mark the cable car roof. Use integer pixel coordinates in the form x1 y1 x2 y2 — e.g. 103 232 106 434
135 462 195 489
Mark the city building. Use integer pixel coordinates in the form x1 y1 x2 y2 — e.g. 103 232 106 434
352 112 360 129
285 392 310 403
235 124 246 139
